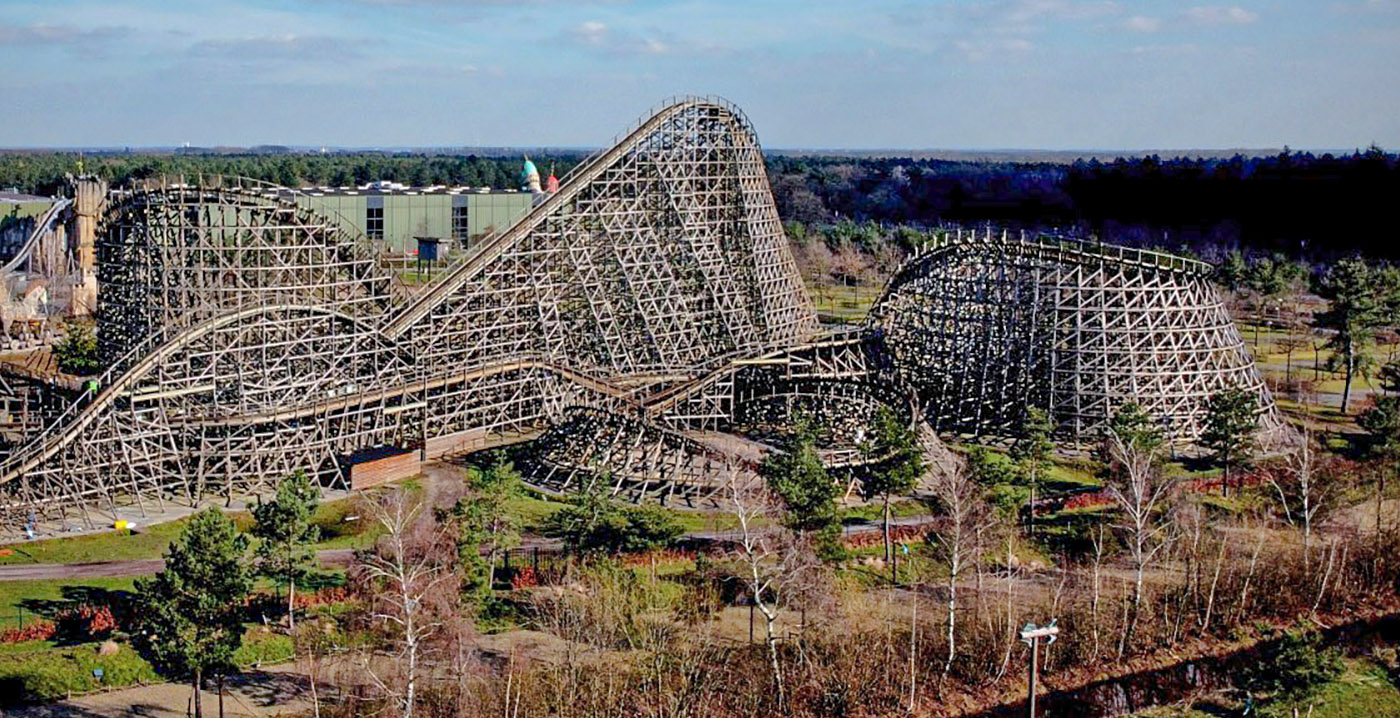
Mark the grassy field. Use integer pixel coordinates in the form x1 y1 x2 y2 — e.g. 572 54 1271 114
1131 658 1400 718
0 494 375 567
0 627 293 706
809 280 881 325
0 577 136 630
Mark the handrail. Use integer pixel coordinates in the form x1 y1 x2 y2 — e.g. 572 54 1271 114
866 227 1214 326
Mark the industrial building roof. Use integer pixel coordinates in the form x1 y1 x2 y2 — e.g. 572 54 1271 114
276 183 529 198
0 191 55 204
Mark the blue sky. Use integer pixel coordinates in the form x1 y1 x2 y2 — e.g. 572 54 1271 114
2 0 1397 150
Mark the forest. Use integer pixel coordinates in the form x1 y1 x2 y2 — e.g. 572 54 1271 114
2 146 1396 261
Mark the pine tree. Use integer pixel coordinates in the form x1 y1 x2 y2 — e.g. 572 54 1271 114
1200 387 1260 497
542 476 682 559
762 419 841 558
252 471 321 630
54 322 99 375
859 407 923 583
1316 258 1388 414
455 455 522 599
131 508 252 718
1011 406 1055 536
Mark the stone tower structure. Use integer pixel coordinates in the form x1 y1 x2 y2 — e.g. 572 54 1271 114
68 176 105 317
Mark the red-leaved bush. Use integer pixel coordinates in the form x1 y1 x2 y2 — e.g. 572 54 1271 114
0 619 56 643
292 586 353 609
510 566 539 590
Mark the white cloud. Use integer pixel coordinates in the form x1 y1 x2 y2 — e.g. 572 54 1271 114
566 19 673 56
186 34 364 61
1124 15 1162 32
572 20 609 46
1002 0 1121 24
955 37 1034 62
1130 42 1200 56
0 23 130 44
1184 6 1260 26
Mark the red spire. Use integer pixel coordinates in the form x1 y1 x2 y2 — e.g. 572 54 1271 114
545 164 559 193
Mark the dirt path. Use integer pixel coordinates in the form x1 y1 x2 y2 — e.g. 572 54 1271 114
1 664 311 718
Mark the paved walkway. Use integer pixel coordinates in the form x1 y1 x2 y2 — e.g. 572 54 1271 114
0 549 356 582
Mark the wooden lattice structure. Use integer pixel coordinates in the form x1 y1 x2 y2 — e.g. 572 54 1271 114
0 98 824 530
0 98 1274 534
867 229 1278 440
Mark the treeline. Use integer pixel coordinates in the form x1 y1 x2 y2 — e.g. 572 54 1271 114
771 147 1400 262
0 153 583 196
4 146 1398 261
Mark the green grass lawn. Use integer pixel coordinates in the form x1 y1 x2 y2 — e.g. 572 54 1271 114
1131 658 1400 718
0 578 136 629
1045 458 1101 490
0 494 375 567
809 281 881 325
0 521 191 566
0 627 293 706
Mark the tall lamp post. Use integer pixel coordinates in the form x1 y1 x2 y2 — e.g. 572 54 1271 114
1020 619 1059 717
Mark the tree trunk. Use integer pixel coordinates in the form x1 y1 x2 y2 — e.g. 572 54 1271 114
907 588 918 713
218 675 225 718
288 579 296 631
1342 354 1355 415
1091 530 1103 659
1304 505 1312 581
1203 539 1226 631
1122 557 1145 658
766 611 785 712
942 565 957 691
1028 467 1037 537
193 668 203 718
883 494 894 585
1236 534 1265 626
310 659 321 718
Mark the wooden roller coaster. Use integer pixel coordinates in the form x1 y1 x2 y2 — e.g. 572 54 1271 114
0 97 1277 535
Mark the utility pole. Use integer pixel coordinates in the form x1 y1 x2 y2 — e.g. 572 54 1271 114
1020 620 1059 718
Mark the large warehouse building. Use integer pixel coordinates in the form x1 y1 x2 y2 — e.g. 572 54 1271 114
288 184 536 256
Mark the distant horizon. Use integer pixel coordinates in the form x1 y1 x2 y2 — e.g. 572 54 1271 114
4 1 1396 149
3 143 1384 159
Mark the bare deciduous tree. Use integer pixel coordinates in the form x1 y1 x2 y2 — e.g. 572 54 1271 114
726 476 823 713
1269 426 1335 579
924 462 993 690
352 489 460 718
1103 427 1178 657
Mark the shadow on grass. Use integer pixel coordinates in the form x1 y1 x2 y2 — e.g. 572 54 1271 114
18 586 137 646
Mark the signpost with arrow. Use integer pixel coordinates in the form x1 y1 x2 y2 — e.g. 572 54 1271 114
1020 619 1059 717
